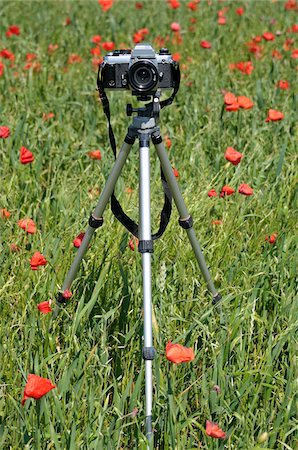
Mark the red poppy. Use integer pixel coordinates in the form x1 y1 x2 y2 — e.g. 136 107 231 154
272 49 282 59
265 233 278 244
238 183 253 195
62 289 72 299
43 112 55 121
220 185 235 197
67 54 82 64
1 208 11 218
0 49 15 61
30 252 48 270
224 92 237 105
263 32 275 41
18 218 36 234
200 40 212 49
173 167 179 178
48 44 58 54
6 25 20 37
235 61 254 74
164 135 172 149
284 0 297 10
226 102 240 112
212 220 223 225
65 17 71 26
0 62 4 77
20 146 34 164
26 53 37 62
168 0 180 9
90 47 101 57
206 421 226 439
208 189 218 197
135 2 143 9
218 16 226 25
172 53 181 62
187 2 197 11
284 37 294 51
237 96 254 109
21 374 56 405
129 237 139 251
102 41 115 52
88 150 102 160
246 41 262 56
236 7 244 15
98 0 113 11
0 126 10 138
291 49 298 58
225 147 244 165
265 109 284 122
277 80 290 89
10 243 20 252
92 35 101 45
166 341 195 364
24 61 42 72
38 301 52 314
73 232 85 248
291 24 298 33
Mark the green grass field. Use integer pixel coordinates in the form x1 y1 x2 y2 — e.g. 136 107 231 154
0 0 297 449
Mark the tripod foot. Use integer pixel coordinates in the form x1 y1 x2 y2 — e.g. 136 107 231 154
212 292 222 305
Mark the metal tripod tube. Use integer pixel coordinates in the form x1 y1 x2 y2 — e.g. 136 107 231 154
139 137 154 444
61 140 132 292
154 138 220 301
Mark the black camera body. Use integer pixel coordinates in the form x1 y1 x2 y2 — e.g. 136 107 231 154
101 43 178 97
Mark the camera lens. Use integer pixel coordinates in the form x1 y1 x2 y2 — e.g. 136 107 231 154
128 60 158 93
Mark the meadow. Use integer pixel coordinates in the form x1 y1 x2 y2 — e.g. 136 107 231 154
0 0 297 449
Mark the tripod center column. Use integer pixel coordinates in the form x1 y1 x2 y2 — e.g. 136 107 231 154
138 135 155 441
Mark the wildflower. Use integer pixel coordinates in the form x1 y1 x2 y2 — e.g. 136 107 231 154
88 150 102 160
237 96 254 109
1 208 11 218
0 126 10 138
284 0 297 10
26 53 37 62
291 24 298 33
173 167 179 178
166 341 195 364
0 49 15 61
30 252 48 270
135 2 143 9
62 289 72 299
73 232 85 248
224 92 237 105
0 62 4 77
230 61 254 75
102 41 115 52
226 102 240 112
164 135 172 149
67 54 82 64
98 0 113 11
265 109 284 122
172 53 181 62
10 243 20 252
277 80 290 89
236 7 244 15
65 17 71 26
272 49 282 59
225 147 244 165
291 49 298 58
21 374 55 405
92 35 101 45
187 2 198 11
20 146 34 164
206 421 226 439
168 0 180 9
6 25 20 37
18 218 36 234
263 32 275 41
208 189 218 197
213 384 221 393
218 16 226 25
37 301 52 314
43 112 55 121
90 47 101 57
129 237 139 251
238 183 253 195
212 220 223 225
220 185 235 197
200 40 212 49
48 44 58 54
265 233 278 244
171 22 181 32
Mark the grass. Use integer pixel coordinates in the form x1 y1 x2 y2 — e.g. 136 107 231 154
0 0 297 449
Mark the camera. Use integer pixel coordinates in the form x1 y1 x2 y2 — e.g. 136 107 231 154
100 43 178 97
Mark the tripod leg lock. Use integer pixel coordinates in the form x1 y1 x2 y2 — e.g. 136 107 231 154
143 347 156 360
138 240 154 253
89 215 104 229
178 215 193 229
212 292 222 305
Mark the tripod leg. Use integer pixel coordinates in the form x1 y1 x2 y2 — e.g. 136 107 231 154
57 137 134 301
138 137 155 446
153 135 221 304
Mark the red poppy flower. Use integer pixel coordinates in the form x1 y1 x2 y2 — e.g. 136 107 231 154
38 301 52 314
43 112 55 121
48 44 58 54
272 49 282 59
212 219 223 225
6 25 20 37
164 135 172 149
73 232 85 248
102 41 115 52
21 374 56 405
220 185 235 197
291 24 298 33
238 183 253 195
30 252 48 270
187 2 197 11
171 22 180 32
200 40 212 49
225 147 244 165
0 49 15 61
26 53 37 62
168 0 180 9
291 49 298 58
20 146 34 164
135 2 143 9
62 289 72 299
236 7 244 15
172 53 181 62
263 32 275 41
10 243 20 252
173 167 179 178
265 109 284 122
284 0 297 10
237 96 254 109
218 16 226 25
1 208 11 218
206 421 226 439
0 62 4 77
235 61 254 74
129 237 139 251
0 126 10 138
92 35 101 45
88 150 102 160
265 233 278 244
98 0 113 11
166 341 195 364
65 17 71 26
90 47 101 56
226 102 240 112
246 41 262 56
277 80 290 89
18 218 36 234
224 92 237 105
208 189 218 197
67 54 82 64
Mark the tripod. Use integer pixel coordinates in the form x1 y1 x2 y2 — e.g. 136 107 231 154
57 92 221 446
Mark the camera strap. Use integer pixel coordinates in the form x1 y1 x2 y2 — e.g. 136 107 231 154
96 63 180 240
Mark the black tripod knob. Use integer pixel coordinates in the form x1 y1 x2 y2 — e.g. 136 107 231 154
126 104 133 116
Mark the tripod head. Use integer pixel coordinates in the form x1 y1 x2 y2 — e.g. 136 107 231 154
126 91 161 121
